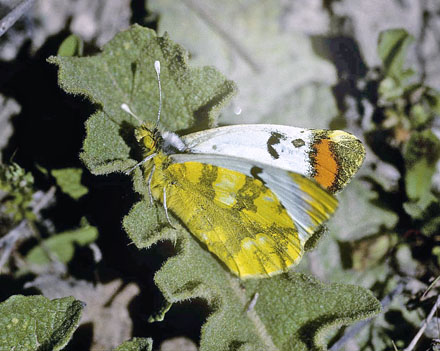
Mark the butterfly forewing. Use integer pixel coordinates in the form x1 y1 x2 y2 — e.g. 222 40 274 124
182 124 365 193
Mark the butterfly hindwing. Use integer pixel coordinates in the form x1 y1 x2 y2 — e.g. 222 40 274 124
171 153 338 245
149 158 333 278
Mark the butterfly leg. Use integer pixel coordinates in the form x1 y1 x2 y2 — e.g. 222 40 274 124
125 153 157 175
147 165 155 205
163 187 175 228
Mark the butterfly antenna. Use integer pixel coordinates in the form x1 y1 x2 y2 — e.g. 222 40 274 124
121 103 143 125
154 60 162 128
121 60 162 126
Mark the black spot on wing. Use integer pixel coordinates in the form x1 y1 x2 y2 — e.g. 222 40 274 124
267 132 286 159
250 166 266 185
292 138 305 148
198 164 218 200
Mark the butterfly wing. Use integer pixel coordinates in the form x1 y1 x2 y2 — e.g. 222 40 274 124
150 154 337 278
182 124 365 193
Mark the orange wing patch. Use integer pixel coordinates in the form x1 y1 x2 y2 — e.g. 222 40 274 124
310 130 365 193
312 138 338 190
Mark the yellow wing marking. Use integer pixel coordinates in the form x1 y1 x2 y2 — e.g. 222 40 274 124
289 172 338 228
149 160 304 278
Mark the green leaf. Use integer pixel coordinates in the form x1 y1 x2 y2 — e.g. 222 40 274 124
378 77 404 102
433 247 440 266
35 163 49 176
0 295 84 351
422 204 440 236
124 202 381 351
404 130 440 201
0 162 35 223
426 88 440 115
51 167 88 200
48 25 237 175
26 225 98 265
403 191 437 219
51 25 380 351
405 159 436 201
57 34 84 57
377 29 414 80
114 338 153 351
409 103 430 129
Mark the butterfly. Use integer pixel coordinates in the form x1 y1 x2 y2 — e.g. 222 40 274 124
122 61 365 279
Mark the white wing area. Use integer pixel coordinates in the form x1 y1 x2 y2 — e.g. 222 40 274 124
181 124 314 177
171 153 337 244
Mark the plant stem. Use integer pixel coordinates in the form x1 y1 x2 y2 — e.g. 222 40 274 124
404 295 440 351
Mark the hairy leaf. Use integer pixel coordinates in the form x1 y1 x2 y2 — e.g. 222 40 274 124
48 24 236 175
0 295 83 351
50 25 380 351
124 202 380 351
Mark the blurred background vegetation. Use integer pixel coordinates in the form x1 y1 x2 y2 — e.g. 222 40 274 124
0 1 439 350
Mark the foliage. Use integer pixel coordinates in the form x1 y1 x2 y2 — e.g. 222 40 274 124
0 162 35 225
51 168 88 200
113 338 153 351
351 27 440 351
0 295 84 351
1 4 439 349
372 28 440 225
25 222 98 265
57 34 84 57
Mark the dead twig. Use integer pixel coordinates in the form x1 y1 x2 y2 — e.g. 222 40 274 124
421 275 440 301
0 0 35 37
404 295 440 351
0 186 56 271
0 220 30 270
32 186 56 214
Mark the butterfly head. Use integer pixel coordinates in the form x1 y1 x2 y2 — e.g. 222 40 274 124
135 124 162 154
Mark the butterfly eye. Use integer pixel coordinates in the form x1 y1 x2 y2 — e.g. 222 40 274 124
142 135 154 150
135 127 156 152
